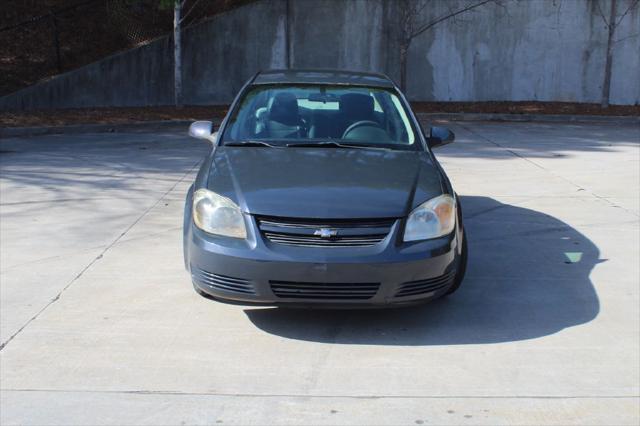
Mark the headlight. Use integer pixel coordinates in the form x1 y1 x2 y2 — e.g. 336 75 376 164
403 194 456 242
192 188 247 239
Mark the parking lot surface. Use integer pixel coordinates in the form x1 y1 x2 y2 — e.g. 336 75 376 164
1 121 639 425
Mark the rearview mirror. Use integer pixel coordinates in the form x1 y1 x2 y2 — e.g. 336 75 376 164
428 126 455 149
188 121 216 142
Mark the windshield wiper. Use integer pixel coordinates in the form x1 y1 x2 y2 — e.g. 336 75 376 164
286 141 390 150
223 140 279 148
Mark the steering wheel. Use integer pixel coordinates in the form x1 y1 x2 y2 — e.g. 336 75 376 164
341 120 382 139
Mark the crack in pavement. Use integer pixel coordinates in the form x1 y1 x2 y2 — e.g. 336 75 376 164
0 160 201 352
455 122 640 218
0 245 108 272
1 226 184 273
1 388 638 399
0 196 152 207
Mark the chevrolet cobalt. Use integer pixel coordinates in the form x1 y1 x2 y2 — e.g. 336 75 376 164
184 69 466 307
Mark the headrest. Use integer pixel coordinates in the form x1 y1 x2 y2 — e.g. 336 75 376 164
269 92 299 125
339 93 374 120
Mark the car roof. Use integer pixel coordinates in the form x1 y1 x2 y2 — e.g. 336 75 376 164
252 69 396 88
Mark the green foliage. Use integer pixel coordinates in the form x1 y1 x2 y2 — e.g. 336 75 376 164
158 0 177 10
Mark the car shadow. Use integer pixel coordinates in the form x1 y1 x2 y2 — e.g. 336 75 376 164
244 196 601 345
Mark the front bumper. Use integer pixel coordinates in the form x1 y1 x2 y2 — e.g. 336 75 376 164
185 215 461 307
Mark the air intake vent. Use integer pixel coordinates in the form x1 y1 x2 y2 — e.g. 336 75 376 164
270 280 380 300
256 216 395 248
192 267 255 294
394 271 456 298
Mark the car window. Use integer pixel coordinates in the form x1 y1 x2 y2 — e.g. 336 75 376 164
221 84 418 150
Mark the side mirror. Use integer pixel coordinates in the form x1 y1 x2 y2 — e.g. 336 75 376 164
428 126 455 149
188 121 216 142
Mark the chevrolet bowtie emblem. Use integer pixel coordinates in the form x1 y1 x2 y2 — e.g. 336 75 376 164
314 228 338 239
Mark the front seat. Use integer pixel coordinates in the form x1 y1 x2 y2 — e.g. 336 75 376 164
266 92 304 138
337 93 376 136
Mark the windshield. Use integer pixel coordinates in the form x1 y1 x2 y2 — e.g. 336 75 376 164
221 84 419 150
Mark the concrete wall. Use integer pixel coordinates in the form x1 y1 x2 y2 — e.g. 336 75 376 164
404 0 640 104
181 1 287 104
2 0 639 110
0 36 174 109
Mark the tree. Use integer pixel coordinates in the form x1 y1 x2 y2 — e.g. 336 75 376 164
397 0 498 92
594 0 639 107
160 0 203 107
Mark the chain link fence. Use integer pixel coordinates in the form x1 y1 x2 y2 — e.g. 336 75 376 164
0 0 249 97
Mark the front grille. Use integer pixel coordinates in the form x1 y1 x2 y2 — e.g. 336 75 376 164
192 267 255 294
270 280 380 300
256 216 395 248
394 270 456 298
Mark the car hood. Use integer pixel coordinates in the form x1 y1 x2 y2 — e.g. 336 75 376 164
207 147 444 218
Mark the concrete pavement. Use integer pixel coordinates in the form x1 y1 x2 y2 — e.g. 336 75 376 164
1 122 638 425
